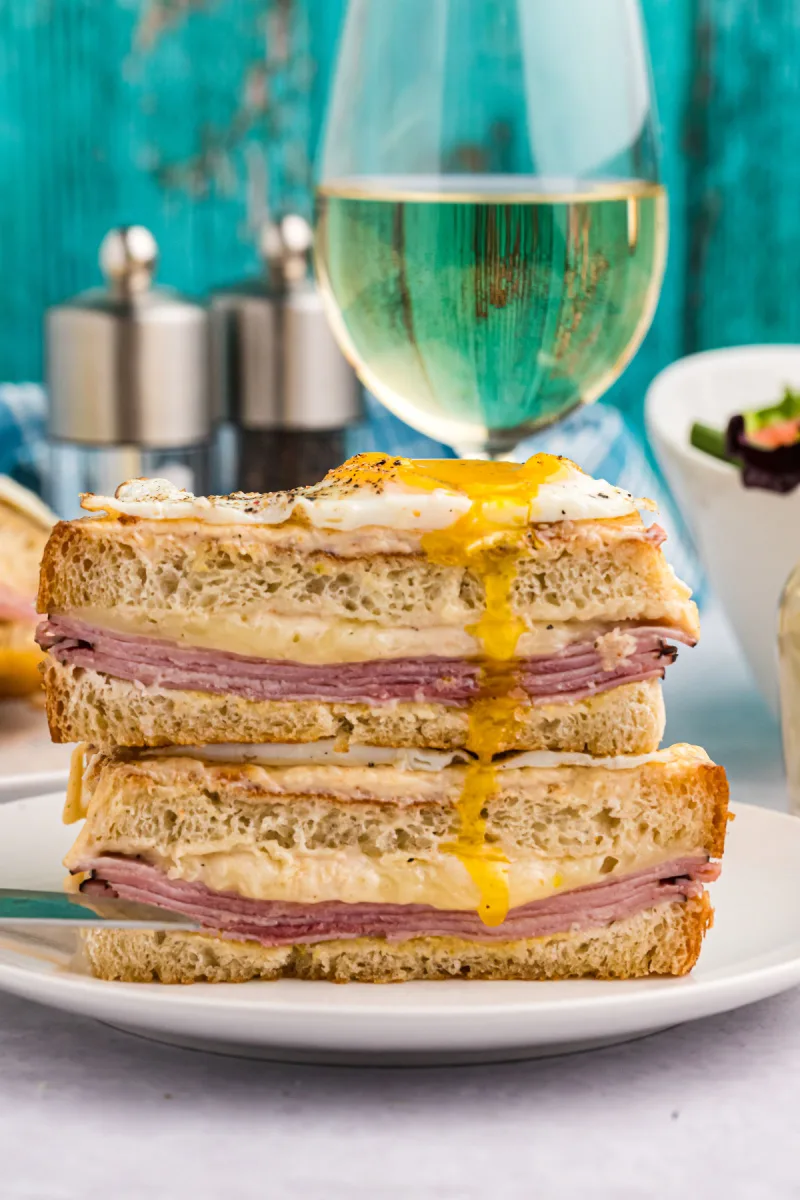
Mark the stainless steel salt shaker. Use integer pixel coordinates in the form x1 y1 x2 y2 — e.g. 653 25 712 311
211 214 362 493
45 226 211 517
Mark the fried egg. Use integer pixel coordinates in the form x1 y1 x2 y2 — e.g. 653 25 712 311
80 452 651 531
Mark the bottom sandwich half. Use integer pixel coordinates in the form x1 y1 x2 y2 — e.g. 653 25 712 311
64 741 729 984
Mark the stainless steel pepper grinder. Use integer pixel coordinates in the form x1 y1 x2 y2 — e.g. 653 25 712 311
211 214 362 493
45 225 211 518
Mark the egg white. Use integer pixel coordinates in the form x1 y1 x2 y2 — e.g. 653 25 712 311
136 741 686 772
81 464 646 531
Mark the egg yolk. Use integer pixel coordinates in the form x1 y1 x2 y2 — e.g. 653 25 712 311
325 451 570 925
419 454 567 925
323 451 575 512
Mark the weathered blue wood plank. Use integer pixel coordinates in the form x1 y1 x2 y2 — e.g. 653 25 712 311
606 0 695 434
1 0 796 450
0 0 313 382
687 0 800 353
307 0 347 168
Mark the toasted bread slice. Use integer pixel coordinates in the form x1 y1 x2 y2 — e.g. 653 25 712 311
42 661 667 755
0 484 52 603
65 743 728 912
0 480 53 696
82 894 713 982
38 514 698 641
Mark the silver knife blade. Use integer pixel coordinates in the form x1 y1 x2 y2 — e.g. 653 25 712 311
0 888 201 930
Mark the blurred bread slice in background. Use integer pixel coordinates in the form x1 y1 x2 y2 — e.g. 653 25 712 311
0 477 56 697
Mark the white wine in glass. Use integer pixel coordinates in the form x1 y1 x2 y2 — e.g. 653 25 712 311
315 0 666 457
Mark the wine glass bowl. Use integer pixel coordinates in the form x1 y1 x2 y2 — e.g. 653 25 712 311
315 0 666 457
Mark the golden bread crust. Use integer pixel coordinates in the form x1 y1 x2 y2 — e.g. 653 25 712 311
69 742 729 867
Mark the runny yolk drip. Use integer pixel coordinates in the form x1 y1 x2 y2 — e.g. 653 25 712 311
320 451 570 924
414 453 567 925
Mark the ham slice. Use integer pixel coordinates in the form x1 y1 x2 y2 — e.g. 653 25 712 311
0 584 36 623
78 854 720 946
38 616 692 707
534 521 668 549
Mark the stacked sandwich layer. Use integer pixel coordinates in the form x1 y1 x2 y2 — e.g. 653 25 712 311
37 453 729 983
0 476 56 696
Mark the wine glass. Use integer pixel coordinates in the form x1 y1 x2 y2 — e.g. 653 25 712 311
314 0 665 459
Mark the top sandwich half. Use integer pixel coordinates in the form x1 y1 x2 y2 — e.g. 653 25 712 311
36 453 698 755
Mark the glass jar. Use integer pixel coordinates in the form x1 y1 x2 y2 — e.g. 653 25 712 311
47 442 211 520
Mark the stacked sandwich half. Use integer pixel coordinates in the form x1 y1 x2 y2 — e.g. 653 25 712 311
37 453 728 983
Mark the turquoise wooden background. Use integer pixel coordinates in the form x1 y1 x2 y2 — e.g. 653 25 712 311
0 0 796 434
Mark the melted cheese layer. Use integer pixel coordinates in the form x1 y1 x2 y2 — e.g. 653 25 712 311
60 606 617 663
72 842 702 912
145 741 689 772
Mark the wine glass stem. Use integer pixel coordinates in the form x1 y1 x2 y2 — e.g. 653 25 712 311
452 444 517 462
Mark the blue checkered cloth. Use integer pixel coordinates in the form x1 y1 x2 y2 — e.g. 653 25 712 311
0 382 705 603
0 384 48 495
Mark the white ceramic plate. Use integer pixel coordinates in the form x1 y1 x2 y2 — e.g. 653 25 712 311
0 701 72 799
0 792 797 1065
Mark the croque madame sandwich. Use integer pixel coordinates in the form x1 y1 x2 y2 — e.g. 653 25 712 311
36 453 728 983
0 476 56 697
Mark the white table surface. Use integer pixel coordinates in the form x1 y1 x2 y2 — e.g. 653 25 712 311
0 607 793 1200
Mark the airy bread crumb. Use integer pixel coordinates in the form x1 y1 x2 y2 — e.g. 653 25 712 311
39 515 699 633
82 895 713 983
43 661 668 755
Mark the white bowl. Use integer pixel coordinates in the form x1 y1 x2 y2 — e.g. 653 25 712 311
645 345 800 713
